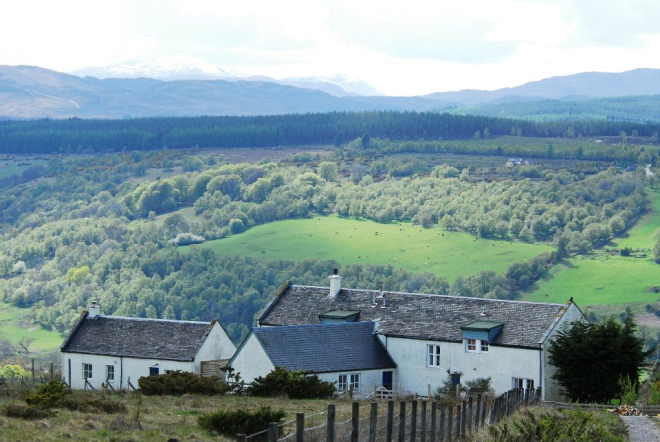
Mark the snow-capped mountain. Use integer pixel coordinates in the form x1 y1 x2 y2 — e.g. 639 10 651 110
71 55 233 81
70 56 381 97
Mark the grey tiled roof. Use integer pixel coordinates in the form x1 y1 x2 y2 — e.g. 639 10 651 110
259 285 572 349
61 314 214 361
250 321 396 373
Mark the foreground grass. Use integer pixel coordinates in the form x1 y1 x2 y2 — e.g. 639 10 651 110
0 392 355 442
473 406 626 442
0 303 63 353
185 216 552 283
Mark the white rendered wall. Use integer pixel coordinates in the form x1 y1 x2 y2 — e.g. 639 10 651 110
61 352 194 390
194 322 237 372
541 303 586 401
319 369 388 397
229 334 275 384
381 336 540 397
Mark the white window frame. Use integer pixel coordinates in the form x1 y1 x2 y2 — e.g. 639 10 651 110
466 338 489 353
349 373 360 392
427 344 441 367
338 374 348 392
83 363 93 379
513 378 535 390
106 365 114 381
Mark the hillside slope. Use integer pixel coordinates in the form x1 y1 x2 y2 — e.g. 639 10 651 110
0 66 450 118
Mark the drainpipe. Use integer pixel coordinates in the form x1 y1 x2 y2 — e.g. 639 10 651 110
539 346 543 399
120 356 124 391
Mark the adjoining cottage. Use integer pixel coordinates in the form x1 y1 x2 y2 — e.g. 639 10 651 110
60 303 236 390
230 321 396 394
254 270 585 401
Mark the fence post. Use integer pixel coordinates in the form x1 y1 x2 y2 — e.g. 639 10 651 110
446 406 453 442
481 396 487 428
489 397 497 425
439 405 445 442
455 405 461 441
398 382 403 399
420 401 427 442
296 413 305 442
467 396 473 434
398 402 406 442
428 384 432 400
461 401 466 438
374 382 377 400
268 422 279 442
475 394 481 430
430 402 437 442
386 401 394 442
369 403 378 442
351 402 359 442
327 404 336 442
410 401 417 442
237 434 246 442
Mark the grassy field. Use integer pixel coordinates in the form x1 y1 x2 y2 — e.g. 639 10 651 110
0 159 46 179
0 393 356 442
0 303 63 353
613 189 660 250
185 216 552 283
524 254 660 307
525 189 660 309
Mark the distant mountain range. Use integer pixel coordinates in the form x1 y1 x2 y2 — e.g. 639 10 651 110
2 64 660 120
71 55 381 97
0 65 449 119
424 68 660 105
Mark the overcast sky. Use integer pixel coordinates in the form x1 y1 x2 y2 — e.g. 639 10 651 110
3 0 660 96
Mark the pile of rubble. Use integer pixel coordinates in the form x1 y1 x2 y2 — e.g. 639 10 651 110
608 405 645 416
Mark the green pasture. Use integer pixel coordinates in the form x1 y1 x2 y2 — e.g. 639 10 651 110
0 303 63 353
184 216 552 282
525 254 660 307
0 159 46 179
613 189 660 250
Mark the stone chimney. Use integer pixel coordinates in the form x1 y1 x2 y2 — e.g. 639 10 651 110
329 269 342 298
88 302 100 319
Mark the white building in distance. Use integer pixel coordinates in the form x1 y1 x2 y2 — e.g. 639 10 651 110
60 303 236 390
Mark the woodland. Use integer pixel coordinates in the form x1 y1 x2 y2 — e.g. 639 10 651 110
0 140 655 345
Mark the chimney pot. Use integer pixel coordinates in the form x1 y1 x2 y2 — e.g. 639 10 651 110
329 270 342 298
88 302 100 319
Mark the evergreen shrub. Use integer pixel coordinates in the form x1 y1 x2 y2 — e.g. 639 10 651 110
197 406 286 436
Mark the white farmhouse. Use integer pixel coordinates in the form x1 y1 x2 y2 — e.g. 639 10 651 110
230 321 396 393
60 303 236 390
254 271 585 401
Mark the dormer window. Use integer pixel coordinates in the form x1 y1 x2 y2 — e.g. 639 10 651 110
461 320 503 353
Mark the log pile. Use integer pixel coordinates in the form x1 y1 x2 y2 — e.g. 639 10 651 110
608 405 644 416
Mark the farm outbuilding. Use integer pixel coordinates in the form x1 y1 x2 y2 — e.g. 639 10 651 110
60 304 236 390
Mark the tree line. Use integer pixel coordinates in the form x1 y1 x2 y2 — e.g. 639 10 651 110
1 111 659 153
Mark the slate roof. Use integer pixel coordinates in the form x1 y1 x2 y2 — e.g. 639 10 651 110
258 285 574 349
61 313 215 361
246 321 396 373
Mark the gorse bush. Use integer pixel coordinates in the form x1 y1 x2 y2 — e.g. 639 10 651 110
247 367 336 399
138 371 231 396
22 381 125 413
2 403 53 420
197 406 286 436
23 381 68 408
